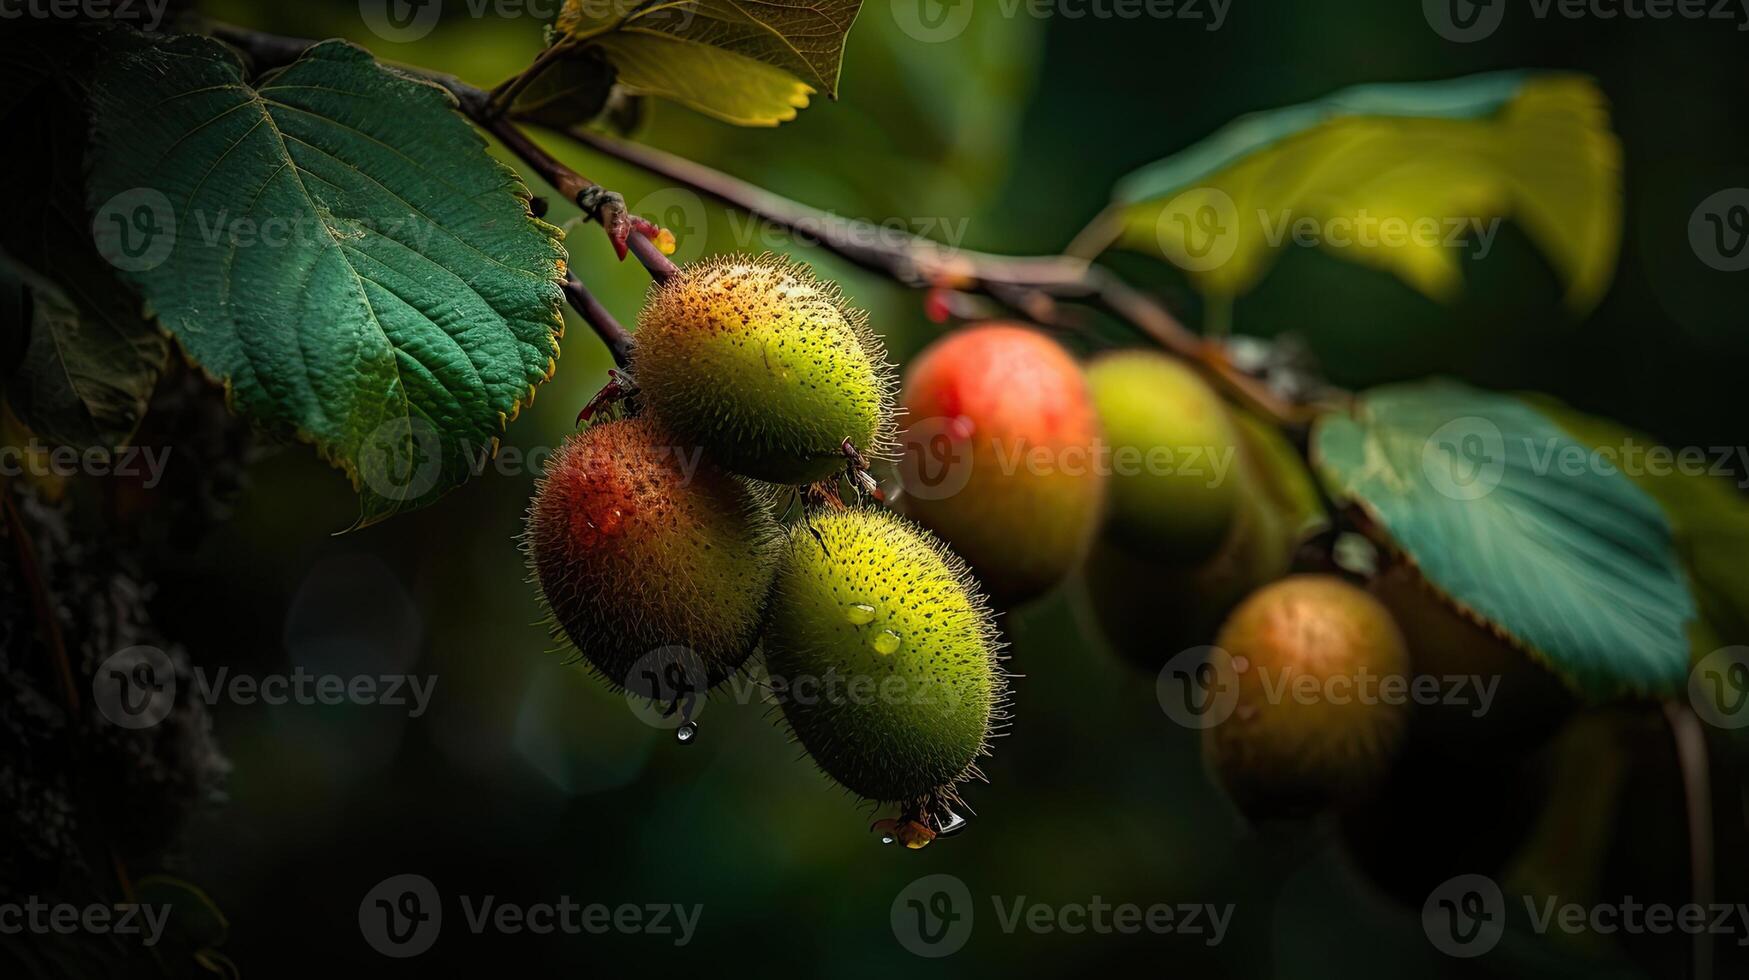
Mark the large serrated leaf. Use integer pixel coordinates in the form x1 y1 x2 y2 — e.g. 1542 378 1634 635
86 33 566 526
1090 73 1621 313
1312 381 1694 701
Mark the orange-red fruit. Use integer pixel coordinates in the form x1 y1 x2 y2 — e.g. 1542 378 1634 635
1204 575 1411 818
524 417 782 689
897 324 1106 603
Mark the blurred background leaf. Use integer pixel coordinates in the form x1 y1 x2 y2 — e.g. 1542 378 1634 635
1086 73 1620 313
1313 381 1695 700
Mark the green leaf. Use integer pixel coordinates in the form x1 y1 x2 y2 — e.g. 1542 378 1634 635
1090 73 1621 313
594 32 813 126
86 34 566 527
1528 396 1749 657
1 29 167 449
551 0 859 125
0 254 165 450
511 47 616 127
1312 381 1694 701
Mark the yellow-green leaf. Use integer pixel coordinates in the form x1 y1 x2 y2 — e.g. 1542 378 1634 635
558 0 858 94
1090 73 1621 313
594 32 811 126
548 0 857 125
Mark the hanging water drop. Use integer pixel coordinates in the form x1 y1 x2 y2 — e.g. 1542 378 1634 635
871 629 902 656
845 602 877 625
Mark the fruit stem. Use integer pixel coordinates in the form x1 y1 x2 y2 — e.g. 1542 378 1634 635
562 271 633 369
626 226 680 284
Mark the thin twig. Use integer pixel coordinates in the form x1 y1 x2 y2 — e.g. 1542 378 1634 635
626 229 679 284
1664 699 1715 980
547 126 1309 425
563 271 633 368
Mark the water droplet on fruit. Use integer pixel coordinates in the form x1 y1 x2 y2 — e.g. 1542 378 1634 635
871 629 902 656
845 602 877 625
593 506 626 537
677 720 699 744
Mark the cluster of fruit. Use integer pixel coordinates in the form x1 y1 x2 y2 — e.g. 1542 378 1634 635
525 255 1005 847
526 254 1560 847
896 324 1564 828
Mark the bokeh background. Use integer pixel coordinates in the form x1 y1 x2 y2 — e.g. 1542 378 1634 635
56 0 1749 974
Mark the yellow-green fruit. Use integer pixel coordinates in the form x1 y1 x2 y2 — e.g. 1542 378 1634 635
633 254 893 485
763 509 1005 803
1204 575 1411 818
897 324 1107 604
1085 411 1320 667
524 418 783 689
1086 351 1242 563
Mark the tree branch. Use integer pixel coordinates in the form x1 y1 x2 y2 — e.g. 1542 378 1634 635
210 22 1304 424
546 126 1310 425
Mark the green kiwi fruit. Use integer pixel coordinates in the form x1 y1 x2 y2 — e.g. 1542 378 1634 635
1086 350 1243 564
1204 575 1411 818
633 253 894 485
524 417 782 689
762 508 1006 803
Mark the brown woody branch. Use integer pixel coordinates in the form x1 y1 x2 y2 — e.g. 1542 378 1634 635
211 22 1302 424
545 126 1310 425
